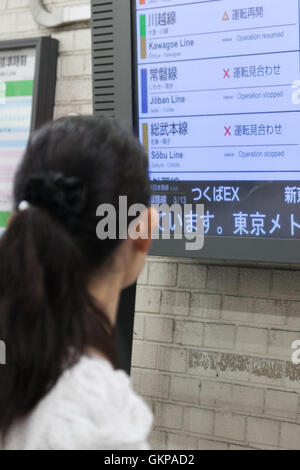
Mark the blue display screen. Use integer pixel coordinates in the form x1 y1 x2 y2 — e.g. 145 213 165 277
136 0 300 240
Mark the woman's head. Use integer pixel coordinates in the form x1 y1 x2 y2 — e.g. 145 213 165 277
14 115 151 282
0 116 151 436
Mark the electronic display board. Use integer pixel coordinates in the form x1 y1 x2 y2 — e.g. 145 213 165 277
134 0 300 263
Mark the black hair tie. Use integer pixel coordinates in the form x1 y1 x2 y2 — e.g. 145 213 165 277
21 171 87 221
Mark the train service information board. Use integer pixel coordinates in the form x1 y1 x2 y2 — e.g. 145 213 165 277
136 0 300 243
0 47 35 230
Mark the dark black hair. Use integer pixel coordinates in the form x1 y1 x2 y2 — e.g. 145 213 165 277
0 116 150 437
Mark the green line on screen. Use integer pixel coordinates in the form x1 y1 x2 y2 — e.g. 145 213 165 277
0 212 11 228
140 15 146 37
5 80 34 97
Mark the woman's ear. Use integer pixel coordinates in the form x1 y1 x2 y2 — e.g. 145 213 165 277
132 207 158 254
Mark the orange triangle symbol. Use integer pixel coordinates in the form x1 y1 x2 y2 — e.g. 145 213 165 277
223 11 229 21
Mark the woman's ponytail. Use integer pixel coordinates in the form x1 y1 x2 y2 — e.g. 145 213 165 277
0 205 116 436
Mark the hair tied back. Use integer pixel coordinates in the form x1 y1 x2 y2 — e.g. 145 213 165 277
21 171 87 219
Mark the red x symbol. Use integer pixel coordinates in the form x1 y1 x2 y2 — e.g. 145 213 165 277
223 68 230 79
224 126 231 136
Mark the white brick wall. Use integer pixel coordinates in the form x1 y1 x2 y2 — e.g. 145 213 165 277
247 417 280 447
183 407 214 435
215 412 246 442
4 0 300 452
132 258 300 450
145 317 174 343
170 376 200 404
280 423 300 450
0 0 92 117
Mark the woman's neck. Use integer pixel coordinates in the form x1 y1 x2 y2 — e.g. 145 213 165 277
86 271 124 362
88 270 124 327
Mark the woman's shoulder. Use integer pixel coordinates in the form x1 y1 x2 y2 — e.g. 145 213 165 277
52 354 150 415
54 354 143 412
5 355 153 450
